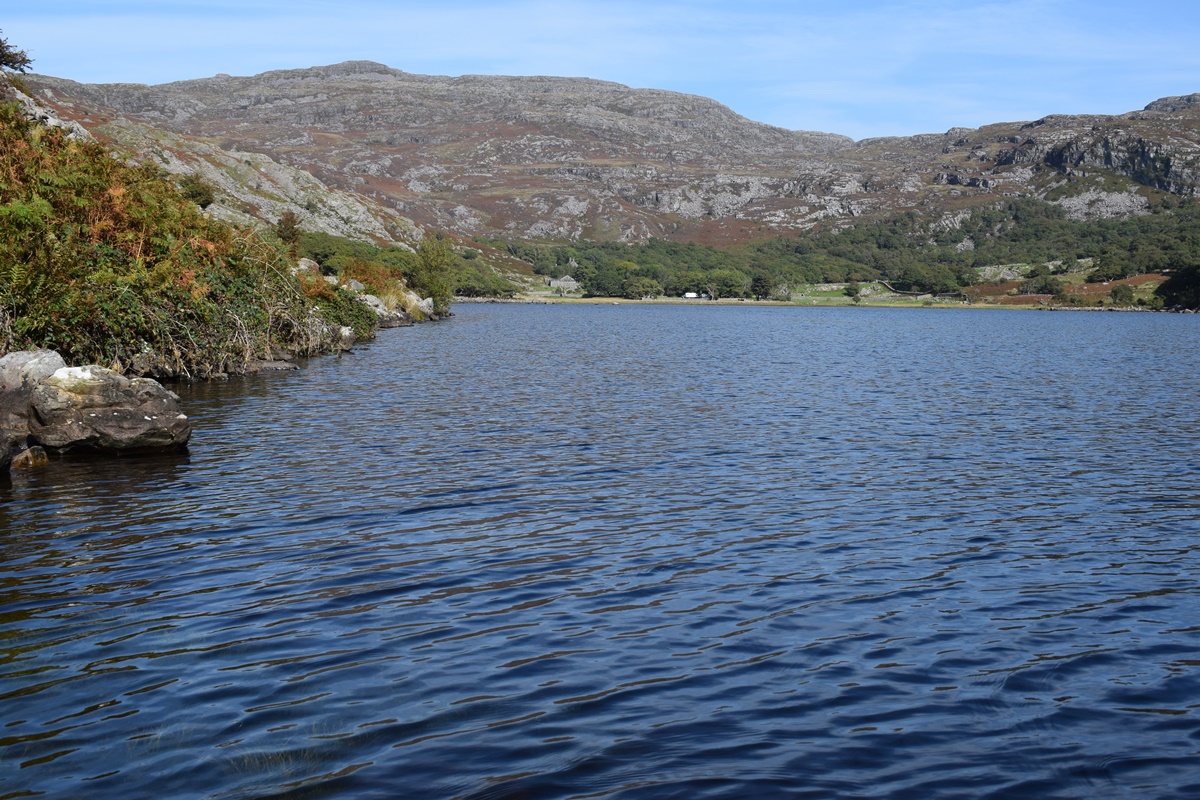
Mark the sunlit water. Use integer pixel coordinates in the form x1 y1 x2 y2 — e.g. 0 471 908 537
2 304 1199 799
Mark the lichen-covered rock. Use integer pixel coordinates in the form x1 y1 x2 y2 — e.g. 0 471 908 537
7 86 93 140
1052 188 1151 221
0 349 68 446
29 366 191 451
399 290 437 320
358 294 414 328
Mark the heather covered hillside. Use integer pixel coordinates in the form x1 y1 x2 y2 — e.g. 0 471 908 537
22 64 1200 249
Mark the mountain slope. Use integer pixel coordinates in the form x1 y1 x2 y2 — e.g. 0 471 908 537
21 64 1200 246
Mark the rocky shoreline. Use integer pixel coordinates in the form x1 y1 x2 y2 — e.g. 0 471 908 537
0 349 190 475
0 283 446 478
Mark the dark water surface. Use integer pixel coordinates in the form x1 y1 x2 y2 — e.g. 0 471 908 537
3 304 1199 799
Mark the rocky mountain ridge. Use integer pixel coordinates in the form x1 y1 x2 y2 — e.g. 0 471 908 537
19 63 1200 247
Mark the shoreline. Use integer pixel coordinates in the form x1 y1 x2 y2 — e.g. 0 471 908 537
453 295 1196 313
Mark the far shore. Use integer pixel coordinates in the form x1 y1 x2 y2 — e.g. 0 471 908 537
454 294 1187 313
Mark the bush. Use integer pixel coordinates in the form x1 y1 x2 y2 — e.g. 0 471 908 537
178 173 217 209
295 272 378 340
0 103 343 377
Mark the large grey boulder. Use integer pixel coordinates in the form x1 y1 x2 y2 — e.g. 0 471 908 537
29 366 191 451
0 349 68 446
358 293 414 328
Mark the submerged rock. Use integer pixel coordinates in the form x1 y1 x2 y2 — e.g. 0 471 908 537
29 366 191 451
10 445 49 471
246 358 301 372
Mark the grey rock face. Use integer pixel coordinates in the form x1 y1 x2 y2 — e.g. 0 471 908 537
1052 189 1151 221
1144 94 1200 113
30 366 191 451
2 84 93 140
0 349 69 394
0 349 68 446
358 293 414 328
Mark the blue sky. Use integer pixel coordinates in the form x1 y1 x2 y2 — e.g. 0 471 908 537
6 0 1199 140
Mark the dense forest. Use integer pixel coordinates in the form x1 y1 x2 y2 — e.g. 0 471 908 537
478 197 1200 306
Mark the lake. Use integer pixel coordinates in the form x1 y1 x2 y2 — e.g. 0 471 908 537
2 304 1198 799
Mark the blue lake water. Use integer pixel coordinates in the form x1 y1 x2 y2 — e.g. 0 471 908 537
2 303 1199 799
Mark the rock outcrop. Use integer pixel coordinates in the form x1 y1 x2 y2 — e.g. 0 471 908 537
28 366 191 451
1 83 92 140
10 446 49 471
358 293 415 328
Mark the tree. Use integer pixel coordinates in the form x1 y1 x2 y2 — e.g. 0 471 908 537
704 269 749 301
1156 262 1200 309
274 211 302 247
623 276 663 300
1109 284 1135 305
1019 274 1064 295
412 235 454 313
751 271 775 301
0 31 32 74
1086 252 1131 283
274 210 302 262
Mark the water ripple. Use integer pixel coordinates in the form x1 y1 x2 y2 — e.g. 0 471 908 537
2 306 1199 799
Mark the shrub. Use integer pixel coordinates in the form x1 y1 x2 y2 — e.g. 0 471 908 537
1109 284 1135 305
0 102 343 377
178 173 217 209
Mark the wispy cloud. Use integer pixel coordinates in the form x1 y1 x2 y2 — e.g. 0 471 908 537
8 0 1200 138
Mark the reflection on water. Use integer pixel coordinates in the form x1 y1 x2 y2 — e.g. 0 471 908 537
2 305 1199 799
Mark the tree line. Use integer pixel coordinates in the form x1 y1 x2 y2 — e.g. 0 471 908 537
479 196 1200 306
